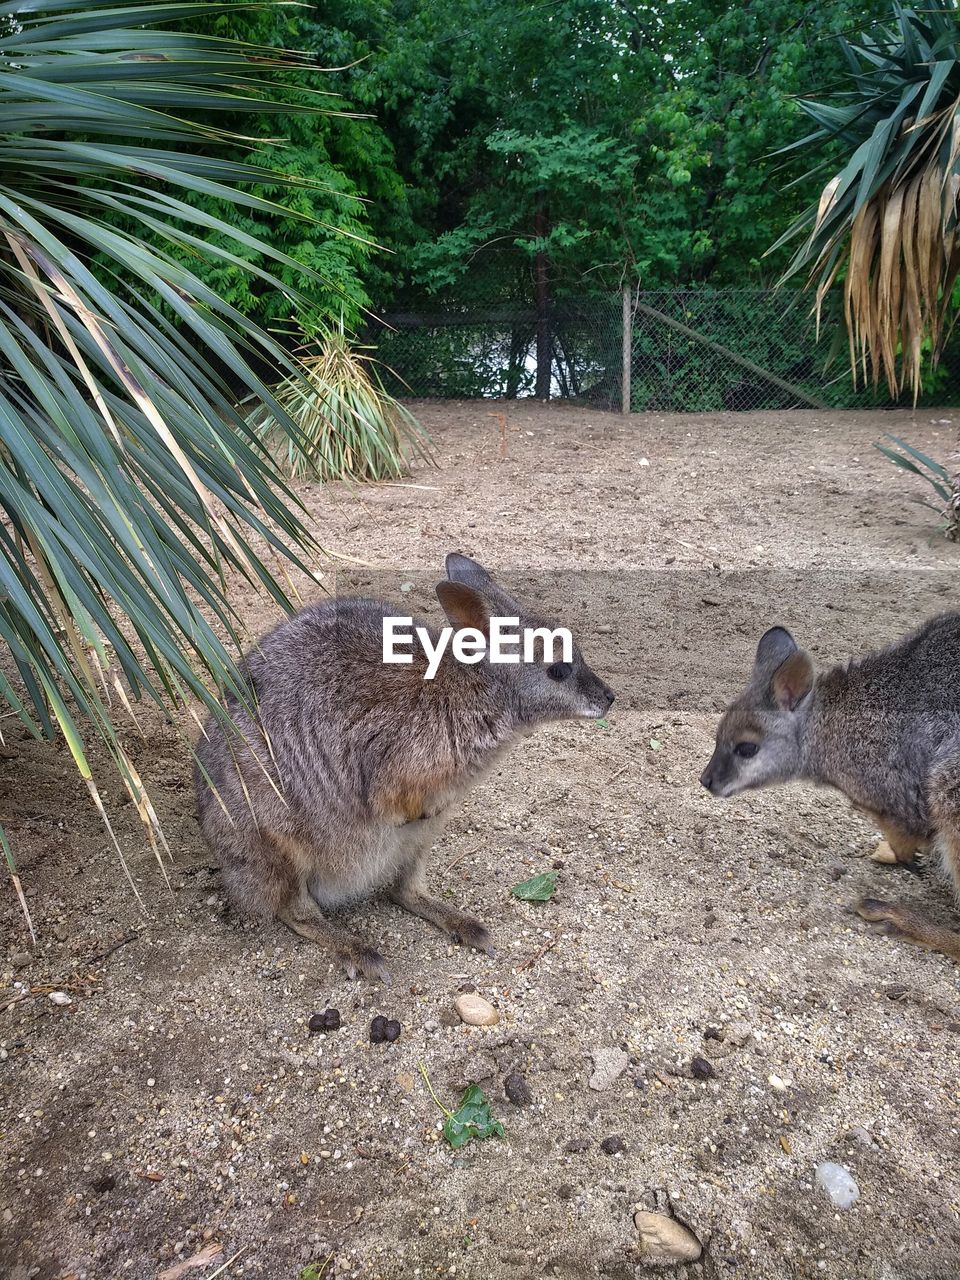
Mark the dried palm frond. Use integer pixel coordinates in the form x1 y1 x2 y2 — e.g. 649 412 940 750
249 323 432 481
774 2 960 401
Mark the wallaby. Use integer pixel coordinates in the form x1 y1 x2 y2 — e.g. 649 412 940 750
700 615 960 962
195 554 614 981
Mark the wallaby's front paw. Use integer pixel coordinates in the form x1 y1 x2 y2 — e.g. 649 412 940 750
446 911 495 957
341 945 392 984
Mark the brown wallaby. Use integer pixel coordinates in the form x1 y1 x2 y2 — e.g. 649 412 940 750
195 554 614 981
700 615 960 962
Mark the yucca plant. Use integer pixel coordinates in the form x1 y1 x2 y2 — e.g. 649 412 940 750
775 2 960 400
0 0 355 937
249 322 431 480
876 434 960 536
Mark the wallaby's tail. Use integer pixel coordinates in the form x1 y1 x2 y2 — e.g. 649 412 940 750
857 897 960 963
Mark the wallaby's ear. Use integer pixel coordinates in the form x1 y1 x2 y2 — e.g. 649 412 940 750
445 551 522 616
436 580 490 635
771 650 815 712
445 553 495 591
752 626 798 683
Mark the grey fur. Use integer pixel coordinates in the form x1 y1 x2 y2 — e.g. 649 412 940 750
195 554 614 980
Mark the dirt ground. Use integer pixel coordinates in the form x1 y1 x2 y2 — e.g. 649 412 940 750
2 403 959 1280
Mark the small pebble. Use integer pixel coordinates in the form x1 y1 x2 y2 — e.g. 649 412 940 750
48 992 71 1007
634 1212 702 1264
454 993 499 1027
503 1071 532 1106
691 1056 715 1081
600 1135 626 1155
850 1125 876 1149
588 1046 628 1091
725 1020 753 1046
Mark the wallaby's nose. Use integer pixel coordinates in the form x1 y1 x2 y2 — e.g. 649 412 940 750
604 686 615 708
700 767 714 792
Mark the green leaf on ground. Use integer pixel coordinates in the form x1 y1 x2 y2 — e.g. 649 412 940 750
595 717 610 728
442 1085 506 1150
299 1262 332 1280
510 871 558 901
649 738 662 751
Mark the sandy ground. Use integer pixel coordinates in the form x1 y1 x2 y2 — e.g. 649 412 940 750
1 403 959 1280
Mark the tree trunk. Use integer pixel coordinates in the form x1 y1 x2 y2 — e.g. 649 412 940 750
534 199 551 400
506 326 528 399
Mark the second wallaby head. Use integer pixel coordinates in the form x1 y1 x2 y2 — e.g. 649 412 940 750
700 626 815 797
437 553 614 724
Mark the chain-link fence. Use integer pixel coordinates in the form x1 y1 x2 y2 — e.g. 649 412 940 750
367 285 960 411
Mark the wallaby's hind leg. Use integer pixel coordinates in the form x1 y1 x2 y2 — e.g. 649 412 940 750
388 851 494 956
857 751 960 963
280 884 391 983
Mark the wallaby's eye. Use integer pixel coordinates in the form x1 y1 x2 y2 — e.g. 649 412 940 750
735 741 759 759
546 661 573 682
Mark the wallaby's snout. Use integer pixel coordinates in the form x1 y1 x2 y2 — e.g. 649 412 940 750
577 667 615 718
699 755 720 795
699 740 746 798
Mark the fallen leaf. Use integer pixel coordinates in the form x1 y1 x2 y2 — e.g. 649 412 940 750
510 871 558 902
780 1135 792 1155
649 738 662 751
443 1084 505 1150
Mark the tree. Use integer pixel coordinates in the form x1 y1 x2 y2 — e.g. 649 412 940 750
308 0 889 299
775 1 960 400
0 0 341 927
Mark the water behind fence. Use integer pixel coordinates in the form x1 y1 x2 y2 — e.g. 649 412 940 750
367 287 960 412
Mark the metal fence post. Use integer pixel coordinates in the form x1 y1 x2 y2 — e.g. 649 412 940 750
621 284 632 415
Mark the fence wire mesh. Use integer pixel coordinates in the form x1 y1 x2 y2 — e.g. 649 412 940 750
366 286 960 411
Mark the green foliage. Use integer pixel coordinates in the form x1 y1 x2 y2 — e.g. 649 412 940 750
442 1085 506 1150
0 0 329 927
308 0 889 304
78 1 897 335
510 871 559 902
131 3 416 334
